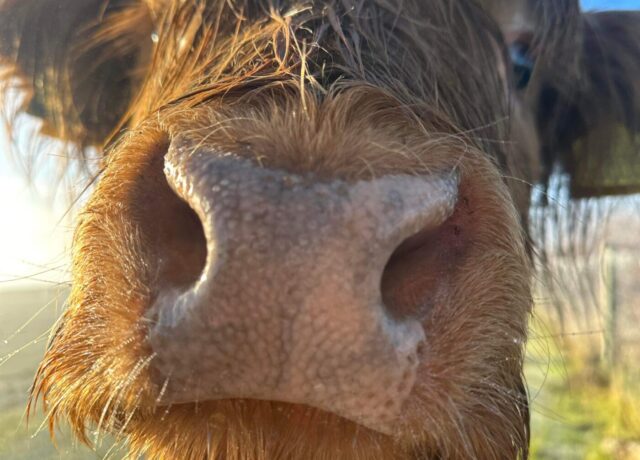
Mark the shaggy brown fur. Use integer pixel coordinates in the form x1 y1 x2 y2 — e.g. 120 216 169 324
0 0 638 459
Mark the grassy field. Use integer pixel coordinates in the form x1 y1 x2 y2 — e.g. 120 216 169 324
526 314 640 460
1 287 639 459
0 287 113 459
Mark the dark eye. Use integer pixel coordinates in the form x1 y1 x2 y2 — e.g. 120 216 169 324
509 42 535 90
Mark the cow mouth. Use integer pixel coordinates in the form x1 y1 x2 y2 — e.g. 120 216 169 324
144 138 460 434
170 397 392 429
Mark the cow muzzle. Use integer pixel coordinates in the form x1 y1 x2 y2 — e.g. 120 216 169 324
146 136 459 434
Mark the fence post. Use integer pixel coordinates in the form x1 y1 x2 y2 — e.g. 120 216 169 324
602 245 618 373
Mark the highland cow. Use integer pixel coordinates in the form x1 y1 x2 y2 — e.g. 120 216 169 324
0 0 639 458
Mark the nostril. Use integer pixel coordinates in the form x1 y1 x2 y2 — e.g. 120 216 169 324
381 225 441 321
381 205 463 321
139 141 207 291
380 182 472 323
155 195 207 289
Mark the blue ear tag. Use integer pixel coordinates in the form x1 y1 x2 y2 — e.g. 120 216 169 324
509 43 535 90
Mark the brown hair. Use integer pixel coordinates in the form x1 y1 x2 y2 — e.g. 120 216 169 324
1 0 638 458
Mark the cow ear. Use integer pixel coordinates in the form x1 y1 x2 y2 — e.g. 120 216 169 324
539 11 640 198
0 0 154 147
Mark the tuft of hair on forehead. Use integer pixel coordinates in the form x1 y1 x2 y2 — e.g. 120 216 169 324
140 0 584 117
0 0 520 178
0 0 587 174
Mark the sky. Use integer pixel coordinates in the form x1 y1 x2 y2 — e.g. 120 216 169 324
582 0 640 9
0 122 74 288
0 0 639 289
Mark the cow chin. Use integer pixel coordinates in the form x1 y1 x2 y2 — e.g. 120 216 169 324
122 399 401 459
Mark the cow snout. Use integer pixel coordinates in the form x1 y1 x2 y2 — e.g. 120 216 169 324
146 137 459 433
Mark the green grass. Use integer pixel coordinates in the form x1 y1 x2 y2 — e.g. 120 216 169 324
526 315 640 460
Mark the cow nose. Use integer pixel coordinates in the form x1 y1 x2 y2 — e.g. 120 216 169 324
146 137 459 433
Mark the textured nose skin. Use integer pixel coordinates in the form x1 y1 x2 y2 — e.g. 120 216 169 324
146 137 458 433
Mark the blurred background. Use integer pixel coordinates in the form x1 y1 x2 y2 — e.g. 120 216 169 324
1 0 639 459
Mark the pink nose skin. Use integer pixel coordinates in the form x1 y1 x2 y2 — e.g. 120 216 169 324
146 137 459 434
